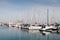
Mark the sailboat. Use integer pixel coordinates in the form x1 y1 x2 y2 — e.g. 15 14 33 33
28 9 42 30
39 9 57 31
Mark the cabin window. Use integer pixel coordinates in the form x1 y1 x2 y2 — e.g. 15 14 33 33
32 25 35 26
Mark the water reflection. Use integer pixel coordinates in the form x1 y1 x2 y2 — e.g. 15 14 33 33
20 28 60 40
0 26 60 40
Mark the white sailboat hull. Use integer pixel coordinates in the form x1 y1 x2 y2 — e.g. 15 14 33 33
29 26 42 30
40 26 57 31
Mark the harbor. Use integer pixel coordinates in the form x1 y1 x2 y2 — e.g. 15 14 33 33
0 21 60 32
0 0 60 40
0 25 60 40
0 8 60 40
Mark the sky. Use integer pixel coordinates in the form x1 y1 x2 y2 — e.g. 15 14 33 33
0 0 60 24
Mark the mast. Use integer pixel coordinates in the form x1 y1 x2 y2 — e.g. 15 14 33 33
47 9 49 25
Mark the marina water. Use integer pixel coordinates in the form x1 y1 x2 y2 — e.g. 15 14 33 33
0 26 60 40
